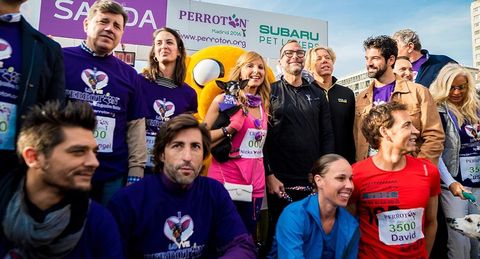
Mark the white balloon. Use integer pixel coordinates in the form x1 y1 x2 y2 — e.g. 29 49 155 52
192 59 223 86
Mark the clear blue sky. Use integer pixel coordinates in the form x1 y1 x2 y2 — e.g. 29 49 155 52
202 0 473 78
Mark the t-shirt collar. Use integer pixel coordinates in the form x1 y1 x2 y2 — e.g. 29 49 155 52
80 41 112 57
0 13 21 23
160 171 195 192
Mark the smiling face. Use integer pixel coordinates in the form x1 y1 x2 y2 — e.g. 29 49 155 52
84 11 124 55
315 159 353 207
384 110 420 154
154 30 180 65
279 41 305 76
34 127 99 192
240 57 265 92
313 48 334 77
161 128 204 188
365 47 391 79
394 58 413 81
448 75 468 106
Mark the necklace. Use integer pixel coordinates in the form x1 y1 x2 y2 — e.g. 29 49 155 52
253 106 264 141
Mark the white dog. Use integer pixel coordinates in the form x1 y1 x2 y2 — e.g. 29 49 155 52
446 214 480 240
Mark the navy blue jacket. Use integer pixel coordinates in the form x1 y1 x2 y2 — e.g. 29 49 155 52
416 49 456 88
0 17 65 173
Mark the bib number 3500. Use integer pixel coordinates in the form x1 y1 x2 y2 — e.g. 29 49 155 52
377 208 424 246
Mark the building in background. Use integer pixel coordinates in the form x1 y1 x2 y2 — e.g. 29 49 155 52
337 71 372 96
471 0 480 90
472 0 480 68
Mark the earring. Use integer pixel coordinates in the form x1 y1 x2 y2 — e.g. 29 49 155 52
154 57 158 62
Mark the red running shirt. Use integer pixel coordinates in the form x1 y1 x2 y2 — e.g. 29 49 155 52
350 156 440 259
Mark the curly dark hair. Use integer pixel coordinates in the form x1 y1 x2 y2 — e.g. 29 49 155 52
361 102 407 149
363 35 398 68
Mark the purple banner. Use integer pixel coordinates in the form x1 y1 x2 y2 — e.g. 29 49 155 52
39 0 167 46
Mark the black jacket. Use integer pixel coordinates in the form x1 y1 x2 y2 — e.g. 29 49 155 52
416 49 456 88
265 78 334 186
313 78 356 164
0 17 65 174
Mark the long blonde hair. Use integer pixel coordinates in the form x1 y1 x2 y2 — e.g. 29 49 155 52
229 51 271 113
429 63 480 125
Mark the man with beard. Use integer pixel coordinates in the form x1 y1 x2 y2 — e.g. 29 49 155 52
350 102 440 258
107 114 256 258
305 46 356 164
0 101 122 258
63 0 147 205
264 40 334 252
393 29 456 88
353 35 444 165
0 0 65 174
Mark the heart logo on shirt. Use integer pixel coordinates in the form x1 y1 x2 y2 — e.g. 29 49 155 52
153 99 175 121
163 214 194 248
0 38 12 63
465 124 480 141
81 68 108 94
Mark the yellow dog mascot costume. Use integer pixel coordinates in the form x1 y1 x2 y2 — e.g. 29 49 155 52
184 45 275 174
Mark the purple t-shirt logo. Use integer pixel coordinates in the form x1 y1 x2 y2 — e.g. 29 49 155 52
81 67 108 94
372 81 396 106
411 55 427 81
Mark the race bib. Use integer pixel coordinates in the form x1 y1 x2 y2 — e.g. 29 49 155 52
377 208 424 246
0 101 16 150
94 116 115 153
239 128 266 158
146 135 156 167
460 156 480 183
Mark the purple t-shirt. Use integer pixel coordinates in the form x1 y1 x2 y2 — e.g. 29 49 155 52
141 76 197 167
0 21 22 150
107 174 250 258
372 81 395 106
63 46 147 182
412 55 428 81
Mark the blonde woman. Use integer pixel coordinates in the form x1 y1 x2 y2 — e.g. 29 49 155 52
430 63 480 259
204 51 270 235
